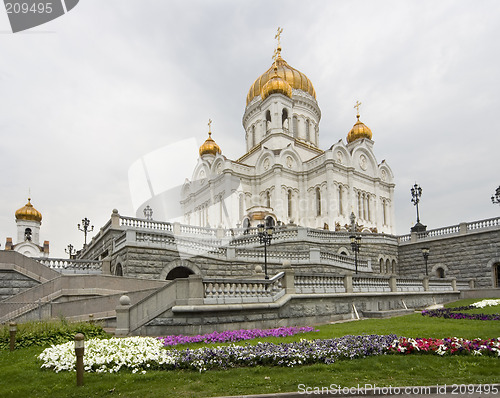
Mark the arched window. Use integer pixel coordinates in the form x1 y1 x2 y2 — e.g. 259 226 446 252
305 119 310 141
266 110 271 133
292 116 298 138
436 267 445 278
385 259 390 274
282 108 288 130
251 125 256 147
24 228 32 241
316 187 321 216
239 194 244 222
338 186 343 216
287 189 293 218
392 260 397 274
379 258 384 273
266 191 271 208
115 263 123 276
383 199 387 225
265 216 275 228
494 263 500 287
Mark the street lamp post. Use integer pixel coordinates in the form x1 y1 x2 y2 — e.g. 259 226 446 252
257 223 274 280
65 244 76 258
410 183 427 233
350 235 362 274
421 247 430 276
143 205 153 220
491 186 500 205
77 218 94 247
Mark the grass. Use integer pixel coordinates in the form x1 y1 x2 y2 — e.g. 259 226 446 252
0 298 499 398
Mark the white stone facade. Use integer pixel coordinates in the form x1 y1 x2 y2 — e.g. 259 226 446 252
181 63 395 233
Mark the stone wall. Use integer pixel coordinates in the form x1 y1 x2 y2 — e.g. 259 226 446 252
137 291 459 336
0 270 39 301
398 229 500 288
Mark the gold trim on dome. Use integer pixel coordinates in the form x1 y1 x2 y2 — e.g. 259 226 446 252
15 198 42 222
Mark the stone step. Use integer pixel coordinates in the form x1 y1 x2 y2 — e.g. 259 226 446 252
361 309 415 318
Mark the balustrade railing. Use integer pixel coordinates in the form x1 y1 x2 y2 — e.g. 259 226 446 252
467 217 500 230
396 278 425 292
203 272 285 304
120 216 173 231
294 274 345 294
36 258 102 274
353 277 391 293
428 280 454 292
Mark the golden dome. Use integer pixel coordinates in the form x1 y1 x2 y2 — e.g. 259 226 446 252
347 114 373 143
15 198 42 222
199 132 221 157
261 65 293 101
246 47 316 105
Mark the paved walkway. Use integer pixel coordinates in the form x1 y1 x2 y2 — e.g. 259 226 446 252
215 384 500 397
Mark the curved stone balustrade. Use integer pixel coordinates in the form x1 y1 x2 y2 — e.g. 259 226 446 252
320 251 368 269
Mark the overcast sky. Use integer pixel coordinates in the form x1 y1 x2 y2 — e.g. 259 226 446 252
1 0 499 257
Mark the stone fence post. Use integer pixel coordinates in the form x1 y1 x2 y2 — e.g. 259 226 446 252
422 276 429 291
102 257 111 275
389 275 397 292
115 295 131 336
283 268 295 294
344 273 353 293
451 278 457 291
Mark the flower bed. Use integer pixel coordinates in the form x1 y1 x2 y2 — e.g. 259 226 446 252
158 326 318 346
38 333 500 374
421 299 500 321
39 334 396 373
390 337 500 356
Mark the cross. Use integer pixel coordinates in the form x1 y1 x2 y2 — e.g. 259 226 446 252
354 100 362 114
272 48 279 66
275 27 283 48
208 119 212 133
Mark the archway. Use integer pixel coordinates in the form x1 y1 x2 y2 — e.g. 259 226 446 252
165 266 194 280
493 263 500 287
115 263 123 276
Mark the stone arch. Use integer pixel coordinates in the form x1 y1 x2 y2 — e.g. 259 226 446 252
159 259 201 280
337 246 350 257
431 263 448 279
487 258 500 287
115 263 123 276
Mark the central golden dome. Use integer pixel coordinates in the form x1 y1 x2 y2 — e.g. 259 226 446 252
246 48 316 105
15 198 42 222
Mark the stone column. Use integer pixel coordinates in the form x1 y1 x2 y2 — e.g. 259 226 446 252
283 265 295 294
389 275 397 292
344 273 353 293
115 295 131 336
422 276 429 291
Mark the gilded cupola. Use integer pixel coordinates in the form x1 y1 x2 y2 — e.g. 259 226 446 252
15 198 42 223
347 101 373 144
199 119 221 157
246 44 316 105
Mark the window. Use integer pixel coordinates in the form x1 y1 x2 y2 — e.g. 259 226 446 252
436 268 445 278
266 191 271 208
316 187 321 216
282 108 288 129
338 186 343 215
266 110 271 132
24 228 32 241
287 189 293 218
292 116 298 138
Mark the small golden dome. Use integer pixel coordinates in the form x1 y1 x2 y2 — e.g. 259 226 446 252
199 132 221 157
247 48 316 105
15 198 42 222
347 114 373 143
261 66 293 101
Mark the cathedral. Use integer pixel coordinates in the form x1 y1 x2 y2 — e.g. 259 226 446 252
180 33 395 233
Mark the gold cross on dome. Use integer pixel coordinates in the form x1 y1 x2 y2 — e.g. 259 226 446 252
354 100 362 114
275 27 283 48
208 119 212 132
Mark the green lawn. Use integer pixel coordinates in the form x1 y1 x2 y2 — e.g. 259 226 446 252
1 298 499 398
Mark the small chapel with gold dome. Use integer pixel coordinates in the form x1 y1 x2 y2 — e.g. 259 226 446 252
181 29 395 233
4 197 50 257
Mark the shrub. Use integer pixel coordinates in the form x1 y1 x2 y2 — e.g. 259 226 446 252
0 319 109 349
